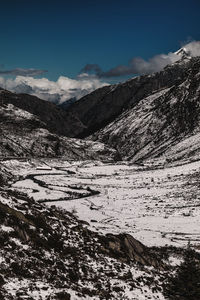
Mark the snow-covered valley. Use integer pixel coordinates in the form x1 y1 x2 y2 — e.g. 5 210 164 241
4 158 200 250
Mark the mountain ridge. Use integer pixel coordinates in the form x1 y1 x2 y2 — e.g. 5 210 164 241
0 89 85 138
68 56 195 139
0 94 118 161
90 56 200 162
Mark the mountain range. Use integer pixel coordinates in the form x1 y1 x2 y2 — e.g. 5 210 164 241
1 48 200 164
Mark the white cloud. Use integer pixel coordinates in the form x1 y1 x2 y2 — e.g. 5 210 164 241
0 68 47 76
183 41 200 57
0 74 108 104
81 41 200 77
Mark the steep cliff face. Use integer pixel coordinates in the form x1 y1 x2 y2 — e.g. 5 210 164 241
91 57 200 162
68 57 194 138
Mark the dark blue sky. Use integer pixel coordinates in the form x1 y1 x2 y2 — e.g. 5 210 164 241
1 0 200 81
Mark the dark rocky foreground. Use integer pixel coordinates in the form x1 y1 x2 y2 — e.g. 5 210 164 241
0 167 192 300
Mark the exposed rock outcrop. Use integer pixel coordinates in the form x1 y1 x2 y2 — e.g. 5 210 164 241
100 233 163 268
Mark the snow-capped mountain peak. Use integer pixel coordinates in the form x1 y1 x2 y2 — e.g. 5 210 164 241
175 47 191 59
175 41 200 60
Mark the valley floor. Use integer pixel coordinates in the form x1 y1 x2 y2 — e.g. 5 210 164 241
3 157 200 250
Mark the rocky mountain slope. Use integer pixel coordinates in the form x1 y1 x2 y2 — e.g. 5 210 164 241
0 93 118 161
65 55 200 163
68 56 193 137
0 89 84 138
91 57 200 162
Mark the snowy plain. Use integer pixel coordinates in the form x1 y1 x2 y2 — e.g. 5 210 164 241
3 157 200 250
